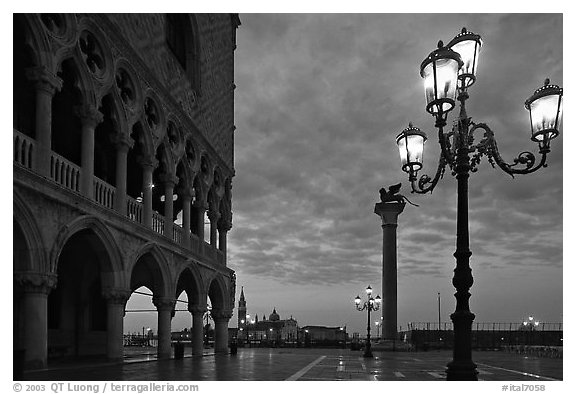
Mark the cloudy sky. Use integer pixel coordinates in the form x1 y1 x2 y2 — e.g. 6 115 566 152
221 13 563 336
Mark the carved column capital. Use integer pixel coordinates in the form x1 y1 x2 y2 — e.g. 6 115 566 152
75 104 104 128
101 288 131 304
188 305 207 316
159 173 179 188
137 155 158 170
207 209 220 222
111 133 134 152
211 310 233 322
14 272 58 294
25 66 63 95
152 297 175 311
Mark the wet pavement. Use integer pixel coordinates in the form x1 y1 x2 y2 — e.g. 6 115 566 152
22 348 562 381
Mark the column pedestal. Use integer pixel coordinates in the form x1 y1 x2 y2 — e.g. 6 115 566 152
374 201 405 341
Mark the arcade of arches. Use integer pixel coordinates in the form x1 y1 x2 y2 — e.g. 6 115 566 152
13 14 238 370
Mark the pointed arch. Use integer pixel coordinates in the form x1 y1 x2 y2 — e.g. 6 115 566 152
13 190 47 273
206 273 230 312
50 215 124 282
129 243 173 299
14 14 53 70
174 263 205 307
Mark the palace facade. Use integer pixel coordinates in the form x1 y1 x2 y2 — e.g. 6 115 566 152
13 13 240 370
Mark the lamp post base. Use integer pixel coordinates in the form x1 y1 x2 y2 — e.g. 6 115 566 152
446 360 478 381
363 341 373 358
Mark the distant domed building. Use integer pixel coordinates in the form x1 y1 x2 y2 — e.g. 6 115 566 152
236 288 298 346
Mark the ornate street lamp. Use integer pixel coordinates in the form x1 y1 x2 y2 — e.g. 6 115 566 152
354 285 381 357
396 28 562 381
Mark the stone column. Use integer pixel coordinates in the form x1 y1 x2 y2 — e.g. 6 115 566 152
177 187 193 248
189 305 206 356
76 105 104 198
195 203 207 251
113 134 133 216
374 201 405 341
25 66 62 176
217 219 232 259
14 272 57 370
212 311 232 354
161 174 178 240
102 288 130 361
208 209 220 247
153 297 175 359
139 157 157 228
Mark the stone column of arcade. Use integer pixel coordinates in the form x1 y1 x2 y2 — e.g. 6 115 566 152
195 202 207 252
208 208 220 248
76 104 104 198
14 272 57 370
179 188 193 249
25 66 62 176
113 134 133 216
161 174 178 240
102 288 130 361
153 297 175 359
218 219 232 260
140 157 158 228
189 305 207 356
212 311 232 354
374 199 405 342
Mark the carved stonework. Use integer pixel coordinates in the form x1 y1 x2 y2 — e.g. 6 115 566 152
152 297 175 311
188 305 207 316
75 105 104 128
101 288 131 304
25 66 63 95
211 310 233 322
14 272 58 294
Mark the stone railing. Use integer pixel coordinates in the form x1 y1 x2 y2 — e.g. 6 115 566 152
190 234 200 254
50 152 81 193
13 129 35 170
173 224 183 245
126 196 143 224
152 211 164 235
93 177 115 210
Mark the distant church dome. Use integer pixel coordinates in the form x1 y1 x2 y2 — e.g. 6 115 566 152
269 308 280 321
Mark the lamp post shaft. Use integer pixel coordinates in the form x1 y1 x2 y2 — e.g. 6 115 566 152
446 97 477 380
365 304 372 357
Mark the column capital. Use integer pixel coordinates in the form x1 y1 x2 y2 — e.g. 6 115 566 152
159 173 179 188
211 310 233 321
111 133 134 152
374 201 406 226
75 104 104 128
14 272 57 294
25 66 63 95
153 297 175 311
194 201 209 211
177 186 194 200
217 218 232 232
188 305 207 316
207 209 220 222
137 155 158 170
101 288 131 304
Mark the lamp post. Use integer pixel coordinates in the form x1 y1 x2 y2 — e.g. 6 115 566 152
355 285 381 358
396 28 562 380
375 321 381 341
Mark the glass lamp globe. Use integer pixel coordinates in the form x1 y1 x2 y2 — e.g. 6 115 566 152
525 78 563 148
448 28 482 89
421 41 463 115
397 123 427 177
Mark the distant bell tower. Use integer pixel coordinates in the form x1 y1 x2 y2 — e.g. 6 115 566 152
238 286 246 328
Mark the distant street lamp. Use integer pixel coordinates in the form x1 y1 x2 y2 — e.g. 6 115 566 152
396 28 562 380
523 315 540 331
355 285 381 358
375 321 381 340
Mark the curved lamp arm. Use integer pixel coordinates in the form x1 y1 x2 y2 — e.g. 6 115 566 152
469 123 548 177
410 150 448 194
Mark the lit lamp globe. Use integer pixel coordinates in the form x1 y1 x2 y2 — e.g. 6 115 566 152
421 41 463 115
355 295 362 306
375 295 381 304
525 78 563 150
366 285 373 296
447 28 482 89
397 123 427 180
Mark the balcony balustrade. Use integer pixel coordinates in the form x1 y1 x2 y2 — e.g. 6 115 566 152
50 152 81 193
13 129 35 170
93 176 115 209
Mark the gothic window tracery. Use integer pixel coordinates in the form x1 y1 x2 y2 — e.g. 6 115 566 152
115 68 136 107
79 31 105 77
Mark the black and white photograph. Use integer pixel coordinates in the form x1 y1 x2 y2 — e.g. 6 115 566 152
9 3 569 391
